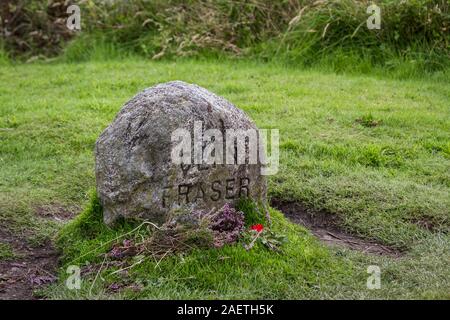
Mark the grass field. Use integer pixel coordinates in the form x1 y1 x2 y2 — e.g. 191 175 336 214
0 59 449 299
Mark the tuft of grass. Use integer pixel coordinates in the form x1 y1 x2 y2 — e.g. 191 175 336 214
236 198 268 227
0 243 15 261
356 114 382 128
0 47 9 66
61 35 139 63
266 0 450 74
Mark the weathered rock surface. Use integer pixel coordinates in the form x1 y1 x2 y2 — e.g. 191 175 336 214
95 81 266 226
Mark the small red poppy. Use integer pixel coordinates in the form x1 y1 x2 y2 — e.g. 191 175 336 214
251 224 264 233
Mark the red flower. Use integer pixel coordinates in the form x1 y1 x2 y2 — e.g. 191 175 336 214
251 224 264 233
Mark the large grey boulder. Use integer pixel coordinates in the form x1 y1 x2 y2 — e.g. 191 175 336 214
95 81 267 226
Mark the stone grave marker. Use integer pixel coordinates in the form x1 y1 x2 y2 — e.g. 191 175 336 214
95 81 267 225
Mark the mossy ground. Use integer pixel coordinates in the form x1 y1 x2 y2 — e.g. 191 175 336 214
0 59 449 299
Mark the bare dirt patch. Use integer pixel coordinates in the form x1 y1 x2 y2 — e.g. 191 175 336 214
271 199 402 257
35 203 79 222
0 229 58 300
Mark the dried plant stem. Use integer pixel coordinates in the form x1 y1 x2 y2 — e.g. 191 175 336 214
155 249 172 270
89 254 108 296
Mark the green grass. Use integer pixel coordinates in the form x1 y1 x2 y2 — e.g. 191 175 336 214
0 58 449 299
5 0 449 78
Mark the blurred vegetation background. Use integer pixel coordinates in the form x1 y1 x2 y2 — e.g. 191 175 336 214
0 0 449 75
